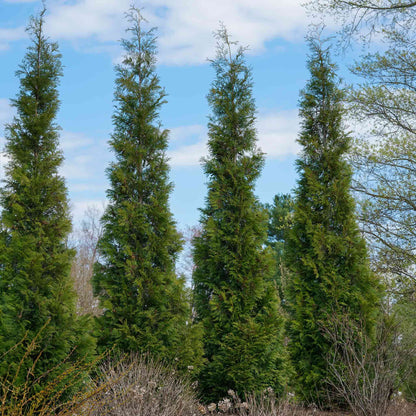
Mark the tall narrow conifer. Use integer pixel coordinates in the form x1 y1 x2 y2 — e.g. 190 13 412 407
93 10 195 366
0 10 93 385
284 40 381 405
192 28 286 401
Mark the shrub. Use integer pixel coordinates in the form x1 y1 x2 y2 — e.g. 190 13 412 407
82 353 200 416
0 328 102 416
324 314 416 416
200 389 326 415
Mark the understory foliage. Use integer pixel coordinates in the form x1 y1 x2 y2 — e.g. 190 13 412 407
192 27 286 402
284 39 381 406
0 325 102 416
92 8 202 370
0 9 93 395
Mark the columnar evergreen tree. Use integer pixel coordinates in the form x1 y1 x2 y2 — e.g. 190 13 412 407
93 9 197 367
284 40 381 405
0 10 93 386
192 27 286 402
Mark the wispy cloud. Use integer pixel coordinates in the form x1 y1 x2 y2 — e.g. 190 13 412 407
46 0 130 43
29 0 308 66
167 109 300 167
60 130 94 151
59 130 109 222
70 198 107 226
169 141 208 167
147 0 308 65
0 26 26 50
167 124 207 167
170 124 206 143
257 109 300 157
0 99 15 138
59 130 110 183
58 131 110 226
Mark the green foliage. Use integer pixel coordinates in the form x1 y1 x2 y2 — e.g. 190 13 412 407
192 27 286 402
92 9 199 368
284 40 381 405
0 324 102 416
264 194 294 302
0 9 94 395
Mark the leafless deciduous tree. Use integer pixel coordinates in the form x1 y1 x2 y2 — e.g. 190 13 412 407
324 314 416 416
308 0 416 45
71 206 104 316
176 225 202 285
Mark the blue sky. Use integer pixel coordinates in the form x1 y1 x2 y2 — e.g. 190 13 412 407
0 0 341 230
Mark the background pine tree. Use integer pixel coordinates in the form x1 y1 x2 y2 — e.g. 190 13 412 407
264 193 294 303
192 27 286 402
92 9 200 369
284 39 381 406
0 9 94 388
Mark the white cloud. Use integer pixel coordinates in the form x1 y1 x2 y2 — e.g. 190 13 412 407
60 131 94 151
60 131 110 182
169 141 208 167
71 183 107 193
257 109 300 158
168 124 208 167
58 131 111 220
46 0 130 43
70 199 107 226
148 0 307 65
0 26 26 50
170 124 205 142
35 0 308 65
2 1 311 64
167 109 300 167
61 154 96 180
